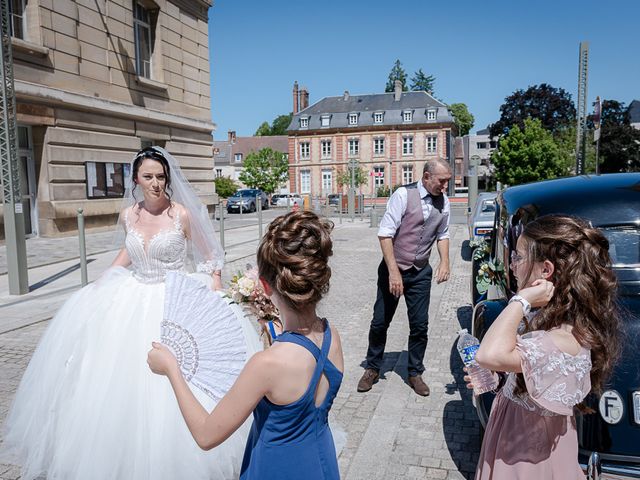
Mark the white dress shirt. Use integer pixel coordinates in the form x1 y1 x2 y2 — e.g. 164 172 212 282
377 182 450 240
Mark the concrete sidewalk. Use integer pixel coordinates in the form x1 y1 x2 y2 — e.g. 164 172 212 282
0 221 480 480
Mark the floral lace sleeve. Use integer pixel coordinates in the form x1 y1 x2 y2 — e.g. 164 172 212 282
515 330 592 415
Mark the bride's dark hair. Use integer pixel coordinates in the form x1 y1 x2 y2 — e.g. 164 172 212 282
514 214 620 401
131 147 174 204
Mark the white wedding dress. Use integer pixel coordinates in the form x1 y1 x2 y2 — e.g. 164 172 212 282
1 210 262 480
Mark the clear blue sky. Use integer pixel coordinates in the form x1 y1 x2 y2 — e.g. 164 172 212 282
208 0 639 139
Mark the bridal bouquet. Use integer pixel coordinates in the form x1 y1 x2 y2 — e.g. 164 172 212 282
227 265 280 323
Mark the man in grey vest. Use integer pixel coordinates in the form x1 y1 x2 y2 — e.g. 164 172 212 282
358 159 451 396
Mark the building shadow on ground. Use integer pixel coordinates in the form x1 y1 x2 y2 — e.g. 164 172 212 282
442 305 481 479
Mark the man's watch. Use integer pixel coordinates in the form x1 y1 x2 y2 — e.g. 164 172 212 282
509 295 531 316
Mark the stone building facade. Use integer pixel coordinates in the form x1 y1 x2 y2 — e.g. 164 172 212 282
1 0 215 238
287 81 457 198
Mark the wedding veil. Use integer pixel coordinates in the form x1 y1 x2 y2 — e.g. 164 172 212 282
112 146 224 273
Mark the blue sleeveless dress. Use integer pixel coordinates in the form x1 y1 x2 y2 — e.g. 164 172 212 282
240 320 343 480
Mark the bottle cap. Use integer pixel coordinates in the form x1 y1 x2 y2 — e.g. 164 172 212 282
457 328 468 336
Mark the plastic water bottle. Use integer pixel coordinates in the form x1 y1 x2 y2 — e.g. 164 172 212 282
457 329 498 395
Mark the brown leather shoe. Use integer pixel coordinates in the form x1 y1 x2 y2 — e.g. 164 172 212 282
408 375 430 396
357 368 379 392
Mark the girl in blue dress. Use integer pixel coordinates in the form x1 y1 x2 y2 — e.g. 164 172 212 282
148 211 344 480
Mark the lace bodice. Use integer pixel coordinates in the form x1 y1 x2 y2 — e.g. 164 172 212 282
124 210 187 284
502 330 592 416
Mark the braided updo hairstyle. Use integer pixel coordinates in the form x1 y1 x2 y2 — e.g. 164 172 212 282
257 211 334 311
514 214 620 400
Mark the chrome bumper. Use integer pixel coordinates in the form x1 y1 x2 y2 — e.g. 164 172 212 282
582 451 640 480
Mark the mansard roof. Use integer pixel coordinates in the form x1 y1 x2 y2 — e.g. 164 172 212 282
288 91 454 132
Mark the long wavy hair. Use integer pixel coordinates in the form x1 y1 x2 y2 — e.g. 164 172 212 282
514 214 620 402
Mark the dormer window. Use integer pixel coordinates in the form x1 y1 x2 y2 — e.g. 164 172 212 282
300 117 309 128
321 115 331 127
403 111 413 123
348 113 358 126
234 153 243 163
373 112 384 124
427 109 437 121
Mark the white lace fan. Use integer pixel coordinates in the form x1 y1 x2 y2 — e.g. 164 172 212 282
162 271 247 402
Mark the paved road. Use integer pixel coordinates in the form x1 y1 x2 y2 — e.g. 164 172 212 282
0 209 478 480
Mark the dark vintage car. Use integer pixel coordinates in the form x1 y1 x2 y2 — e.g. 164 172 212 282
470 173 640 479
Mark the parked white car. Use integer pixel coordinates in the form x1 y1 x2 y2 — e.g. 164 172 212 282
468 192 497 241
276 193 304 207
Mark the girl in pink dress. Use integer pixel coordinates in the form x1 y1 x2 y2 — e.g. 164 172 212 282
466 214 620 479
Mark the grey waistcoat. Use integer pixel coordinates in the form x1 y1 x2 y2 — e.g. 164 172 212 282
392 183 447 270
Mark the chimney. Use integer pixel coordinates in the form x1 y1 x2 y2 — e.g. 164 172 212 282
300 87 309 110
228 130 236 144
343 90 350 101
293 81 299 114
394 80 402 101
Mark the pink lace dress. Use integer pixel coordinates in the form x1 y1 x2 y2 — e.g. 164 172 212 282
476 330 592 480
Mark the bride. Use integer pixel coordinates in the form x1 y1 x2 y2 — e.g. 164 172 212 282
0 146 262 479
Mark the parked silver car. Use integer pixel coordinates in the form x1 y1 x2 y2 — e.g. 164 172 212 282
468 192 497 242
226 188 269 213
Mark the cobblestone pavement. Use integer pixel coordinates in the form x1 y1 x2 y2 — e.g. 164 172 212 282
0 221 479 480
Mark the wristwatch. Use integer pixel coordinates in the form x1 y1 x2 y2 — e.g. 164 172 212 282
509 295 531 316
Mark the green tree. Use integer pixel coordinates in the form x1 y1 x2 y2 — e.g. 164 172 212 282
376 185 390 197
385 59 408 93
490 84 576 138
410 68 435 94
335 167 369 188
213 176 239 198
254 113 293 136
597 100 640 173
491 118 570 186
270 114 293 135
449 103 474 136
254 121 271 136
552 125 597 174
238 147 289 194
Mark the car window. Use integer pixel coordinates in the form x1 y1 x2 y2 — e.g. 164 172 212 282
601 226 640 267
481 201 495 213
